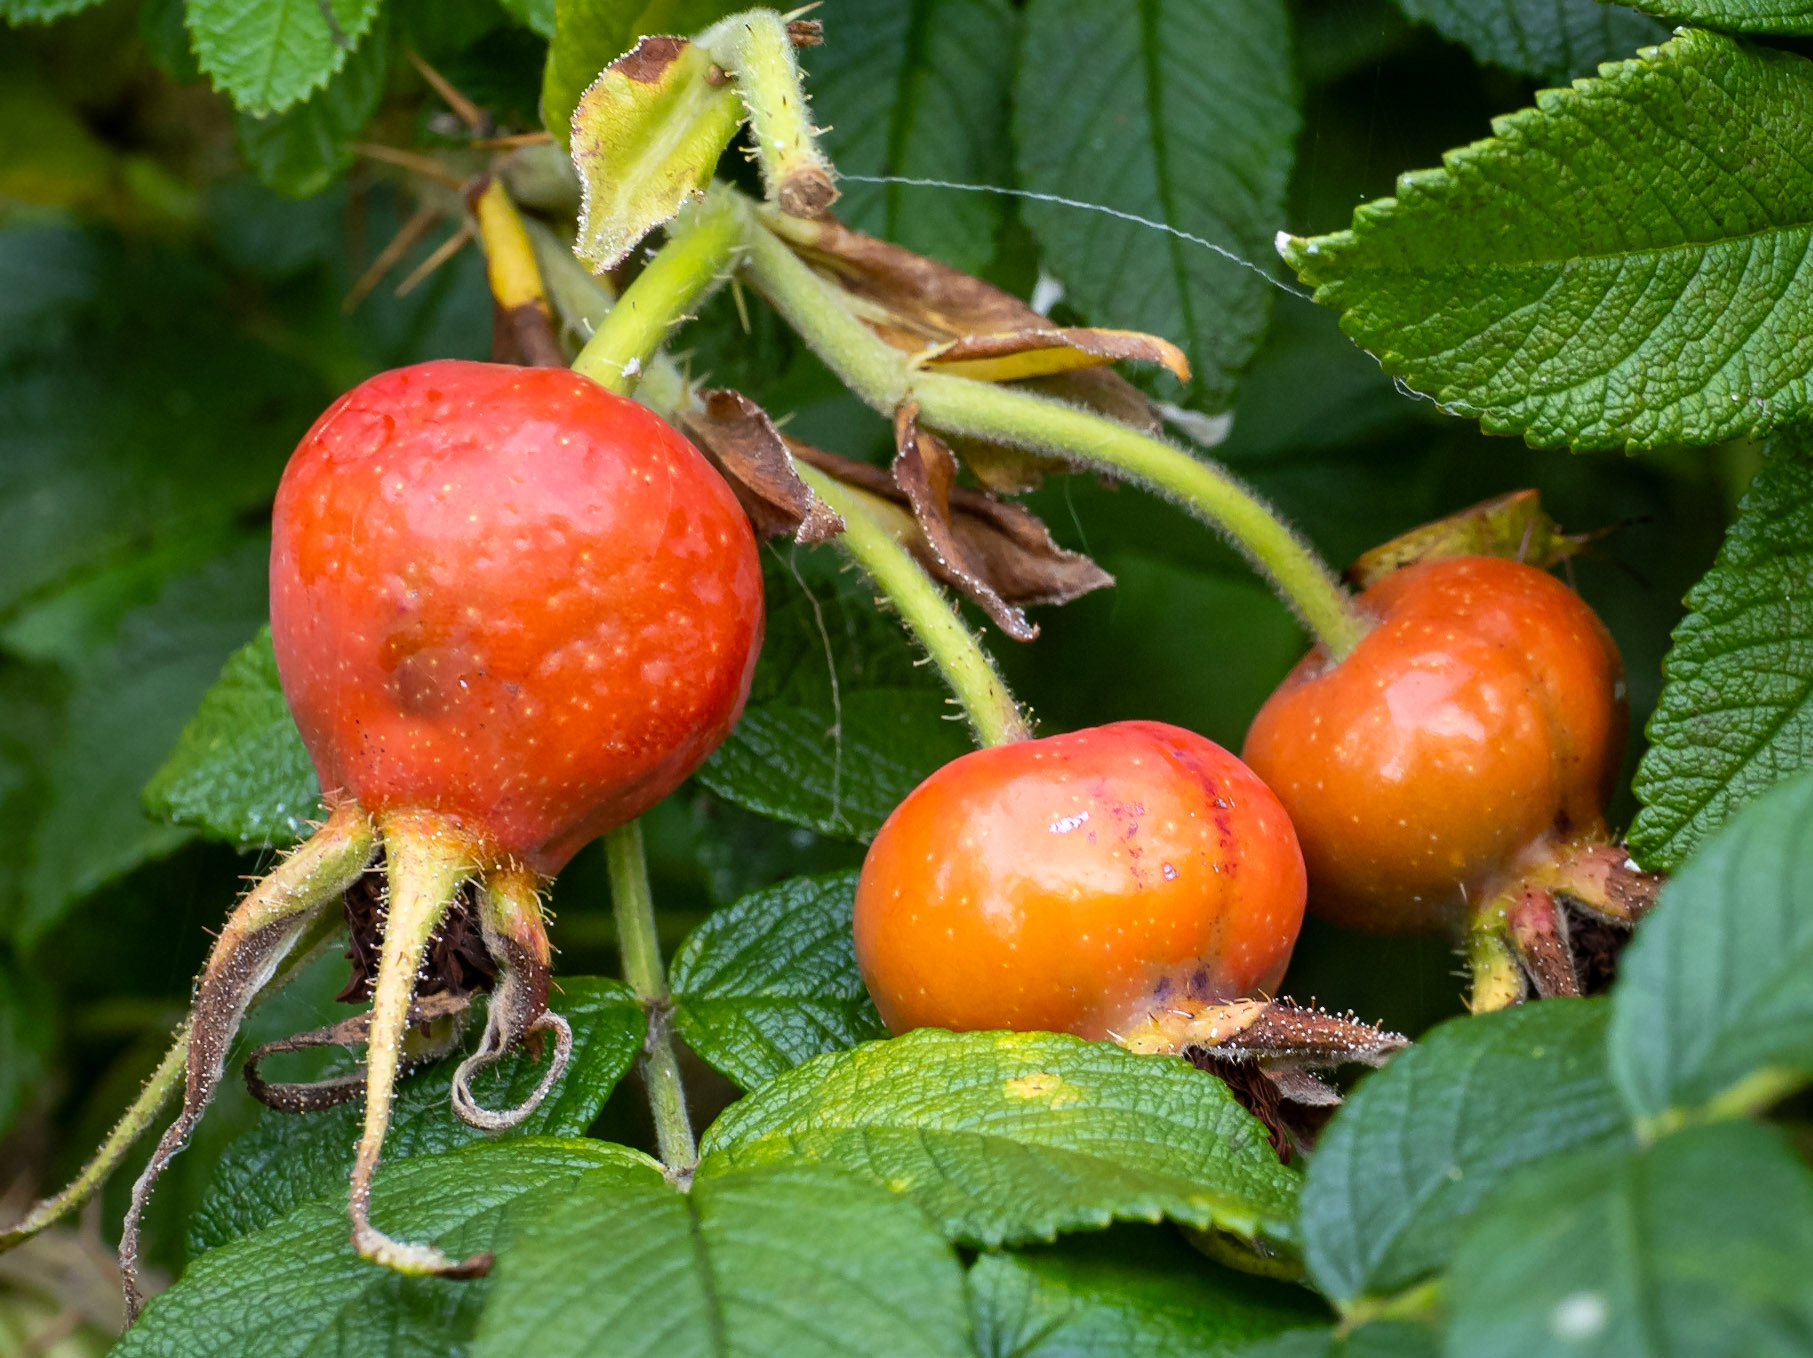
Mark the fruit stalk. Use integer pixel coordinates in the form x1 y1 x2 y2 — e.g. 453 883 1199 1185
571 185 746 396
696 10 837 218
604 821 698 1179
796 462 1031 746
738 212 1372 659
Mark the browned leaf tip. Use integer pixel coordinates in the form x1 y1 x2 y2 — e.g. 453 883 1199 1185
1345 489 1610 589
674 389 844 544
613 34 689 84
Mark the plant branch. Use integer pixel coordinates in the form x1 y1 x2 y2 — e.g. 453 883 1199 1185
697 10 836 217
604 822 697 1178
572 185 746 396
797 463 1030 747
739 212 1371 659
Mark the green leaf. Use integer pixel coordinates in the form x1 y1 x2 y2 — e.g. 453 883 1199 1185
188 977 645 1253
1609 769 1813 1124
1232 1322 1439 1358
1300 999 1631 1308
1387 0 1667 81
120 1139 648 1358
670 870 886 1090
1622 0 1813 35
1629 435 1813 870
0 953 53 1140
0 662 61 935
540 0 738 145
697 550 972 840
475 1161 973 1358
1013 0 1298 412
0 228 319 616
0 0 104 24
1283 30 1813 452
187 0 383 115
568 33 742 269
18 538 272 946
140 0 202 82
497 0 555 38
1446 1122 1813 1358
809 0 1017 275
235 9 390 197
144 627 322 849
969 1229 1324 1357
699 1028 1300 1249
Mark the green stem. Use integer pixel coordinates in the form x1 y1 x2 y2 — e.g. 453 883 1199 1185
740 214 1371 659
798 463 1030 747
604 822 697 1177
571 185 746 397
697 10 837 218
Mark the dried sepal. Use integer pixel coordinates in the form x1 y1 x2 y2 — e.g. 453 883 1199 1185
917 327 1190 385
1346 489 1606 589
786 419 1113 639
243 993 473 1115
674 388 844 543
1120 996 1406 1070
767 212 1167 482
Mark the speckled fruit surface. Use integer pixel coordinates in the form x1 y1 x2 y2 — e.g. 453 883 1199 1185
270 359 763 874
853 721 1306 1040
1242 555 1624 934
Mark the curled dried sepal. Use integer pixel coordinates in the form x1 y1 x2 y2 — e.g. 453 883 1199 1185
1345 489 1607 589
1120 996 1407 1069
674 389 844 543
243 993 473 1116
120 803 378 1318
791 418 1113 639
570 36 744 271
774 211 1185 382
1467 831 1665 1011
918 327 1190 385
765 211 1167 484
450 868 573 1132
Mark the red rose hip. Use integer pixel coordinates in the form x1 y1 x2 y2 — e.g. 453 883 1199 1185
272 358 763 875
854 721 1307 1042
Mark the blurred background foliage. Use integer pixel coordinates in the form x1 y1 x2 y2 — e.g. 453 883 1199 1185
0 0 1744 1344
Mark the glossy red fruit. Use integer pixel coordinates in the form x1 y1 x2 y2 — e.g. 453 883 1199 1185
854 721 1307 1041
271 359 763 874
1242 555 1624 934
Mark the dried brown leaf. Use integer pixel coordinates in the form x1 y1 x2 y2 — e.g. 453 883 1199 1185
920 327 1190 384
674 389 843 543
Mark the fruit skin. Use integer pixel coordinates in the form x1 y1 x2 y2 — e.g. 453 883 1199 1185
271 360 763 876
1242 555 1624 935
854 721 1307 1041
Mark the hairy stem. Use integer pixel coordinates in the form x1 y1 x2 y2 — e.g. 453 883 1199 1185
604 821 697 1179
797 463 1030 747
572 185 746 396
740 213 1371 659
697 10 837 217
